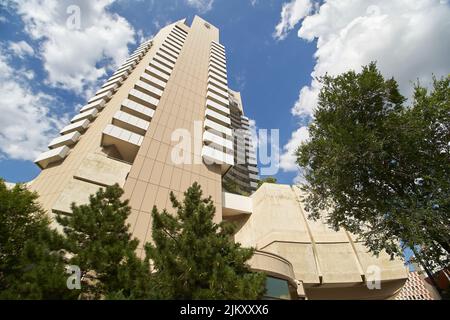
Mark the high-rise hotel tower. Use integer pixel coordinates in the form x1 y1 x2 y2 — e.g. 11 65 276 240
31 16 258 255
30 17 408 300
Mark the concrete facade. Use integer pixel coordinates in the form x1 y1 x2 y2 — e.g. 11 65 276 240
227 183 408 299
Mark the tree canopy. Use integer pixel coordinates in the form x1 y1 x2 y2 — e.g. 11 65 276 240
56 184 154 299
0 179 76 299
297 63 449 271
145 182 266 299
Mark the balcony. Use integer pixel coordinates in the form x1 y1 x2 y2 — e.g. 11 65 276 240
134 80 163 99
171 28 186 39
101 124 144 163
209 61 227 74
162 42 180 55
34 145 70 169
160 47 178 61
79 99 106 113
150 59 172 75
121 98 155 121
113 65 132 76
208 64 227 79
154 56 174 69
88 90 112 104
95 83 118 96
116 61 136 73
204 119 232 137
146 66 170 82
165 38 182 51
207 83 228 99
112 110 150 136
173 27 187 37
208 77 228 93
208 69 227 86
71 108 98 123
48 131 81 149
206 90 229 107
102 76 124 89
210 50 226 64
211 40 225 51
248 165 259 174
222 192 252 216
108 69 130 82
127 51 144 61
248 156 257 165
140 72 166 90
167 35 184 48
249 173 259 181
60 119 90 135
203 130 233 152
201 145 234 172
156 51 176 66
205 108 231 127
205 99 230 116
127 51 144 60
128 88 159 109
170 32 185 44
210 47 226 60
210 55 226 68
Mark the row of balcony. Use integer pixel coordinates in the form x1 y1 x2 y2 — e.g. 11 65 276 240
101 27 186 164
202 41 234 173
34 40 153 169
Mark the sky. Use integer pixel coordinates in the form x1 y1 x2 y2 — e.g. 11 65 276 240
0 0 449 185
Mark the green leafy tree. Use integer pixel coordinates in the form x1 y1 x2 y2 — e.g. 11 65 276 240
0 179 76 299
257 177 277 189
56 184 154 299
297 63 449 271
145 182 266 299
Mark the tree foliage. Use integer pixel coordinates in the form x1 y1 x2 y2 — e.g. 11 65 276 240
56 184 154 299
145 182 266 299
297 63 449 270
222 179 250 196
257 177 277 189
0 179 75 299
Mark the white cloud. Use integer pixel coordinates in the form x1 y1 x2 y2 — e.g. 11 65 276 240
273 0 312 40
0 50 67 161
9 40 34 58
185 0 214 13
277 0 450 181
9 0 136 96
279 126 309 172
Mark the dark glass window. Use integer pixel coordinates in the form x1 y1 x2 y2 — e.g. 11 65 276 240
263 276 292 300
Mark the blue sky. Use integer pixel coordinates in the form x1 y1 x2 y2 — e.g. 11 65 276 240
0 0 449 185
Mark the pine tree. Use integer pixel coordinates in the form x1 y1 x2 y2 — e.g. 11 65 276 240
0 179 75 299
56 184 154 299
145 182 266 299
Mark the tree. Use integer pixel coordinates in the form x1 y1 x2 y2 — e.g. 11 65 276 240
145 182 266 299
0 179 76 299
56 184 154 299
257 177 277 189
222 179 250 196
297 63 449 271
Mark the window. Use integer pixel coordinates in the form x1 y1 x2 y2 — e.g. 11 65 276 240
204 22 211 29
263 276 294 300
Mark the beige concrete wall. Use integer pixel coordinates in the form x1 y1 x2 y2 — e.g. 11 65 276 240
233 183 409 299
